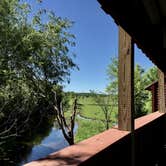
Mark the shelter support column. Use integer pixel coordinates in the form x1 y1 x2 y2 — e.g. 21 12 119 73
151 86 157 112
118 26 134 131
158 69 166 113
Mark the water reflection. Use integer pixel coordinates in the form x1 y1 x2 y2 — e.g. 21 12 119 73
0 117 78 166
19 126 69 165
0 117 54 166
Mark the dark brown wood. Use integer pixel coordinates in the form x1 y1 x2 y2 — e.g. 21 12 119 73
151 85 155 112
145 82 158 112
142 0 160 24
118 26 134 131
158 69 166 113
98 0 166 72
151 85 159 113
145 80 166 112
153 86 158 112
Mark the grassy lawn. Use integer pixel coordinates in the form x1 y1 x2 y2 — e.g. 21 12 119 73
63 95 118 142
78 96 118 123
65 94 152 143
68 96 118 142
75 119 105 143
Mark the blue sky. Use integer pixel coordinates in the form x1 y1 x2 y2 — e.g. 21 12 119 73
30 0 154 92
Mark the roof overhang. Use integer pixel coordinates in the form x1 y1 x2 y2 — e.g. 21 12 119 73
98 0 166 72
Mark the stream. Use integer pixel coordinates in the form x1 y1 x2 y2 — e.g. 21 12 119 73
18 114 95 165
19 123 78 165
1 114 113 165
0 121 77 166
19 115 94 165
19 127 68 165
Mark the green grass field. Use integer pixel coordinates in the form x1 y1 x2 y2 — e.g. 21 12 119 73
75 119 105 143
65 92 151 142
78 96 117 121
65 94 151 143
68 96 118 143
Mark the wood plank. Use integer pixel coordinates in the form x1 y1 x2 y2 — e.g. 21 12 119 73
141 0 160 24
154 87 158 112
151 85 155 112
163 25 166 49
159 0 166 17
151 85 158 113
118 26 134 131
158 69 166 113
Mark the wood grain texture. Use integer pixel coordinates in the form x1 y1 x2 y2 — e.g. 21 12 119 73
153 87 158 112
151 85 158 113
158 69 166 113
118 26 134 131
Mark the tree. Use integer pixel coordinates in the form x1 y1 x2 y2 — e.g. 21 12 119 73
106 57 118 94
106 57 156 118
0 0 77 142
143 66 158 86
90 91 117 130
134 65 148 118
53 90 78 145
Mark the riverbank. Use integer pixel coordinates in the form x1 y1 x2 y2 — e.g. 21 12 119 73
0 95 118 165
19 122 77 165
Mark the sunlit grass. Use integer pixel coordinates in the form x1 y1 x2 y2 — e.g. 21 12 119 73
78 97 118 122
64 95 118 142
75 119 105 143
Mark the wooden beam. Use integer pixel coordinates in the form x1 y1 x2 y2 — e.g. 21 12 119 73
118 26 134 131
163 25 166 49
158 69 166 113
151 85 158 113
142 0 160 24
159 0 166 17
154 87 158 112
151 85 155 113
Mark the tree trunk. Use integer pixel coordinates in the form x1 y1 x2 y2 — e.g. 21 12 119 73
53 92 77 146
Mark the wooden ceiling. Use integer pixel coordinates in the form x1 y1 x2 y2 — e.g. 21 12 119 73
98 0 166 72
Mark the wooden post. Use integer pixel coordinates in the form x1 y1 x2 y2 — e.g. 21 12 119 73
158 69 166 113
118 26 134 131
151 85 157 112
154 86 158 112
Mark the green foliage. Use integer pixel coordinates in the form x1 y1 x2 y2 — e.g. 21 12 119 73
89 91 117 129
75 119 105 143
76 95 118 122
143 66 158 86
134 65 148 118
0 0 77 141
106 57 118 94
65 95 117 143
106 57 157 118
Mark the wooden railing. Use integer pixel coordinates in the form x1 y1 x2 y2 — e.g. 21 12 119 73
25 111 166 166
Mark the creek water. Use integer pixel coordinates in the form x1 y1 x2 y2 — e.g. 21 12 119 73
19 123 78 165
0 121 78 166
19 127 69 165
